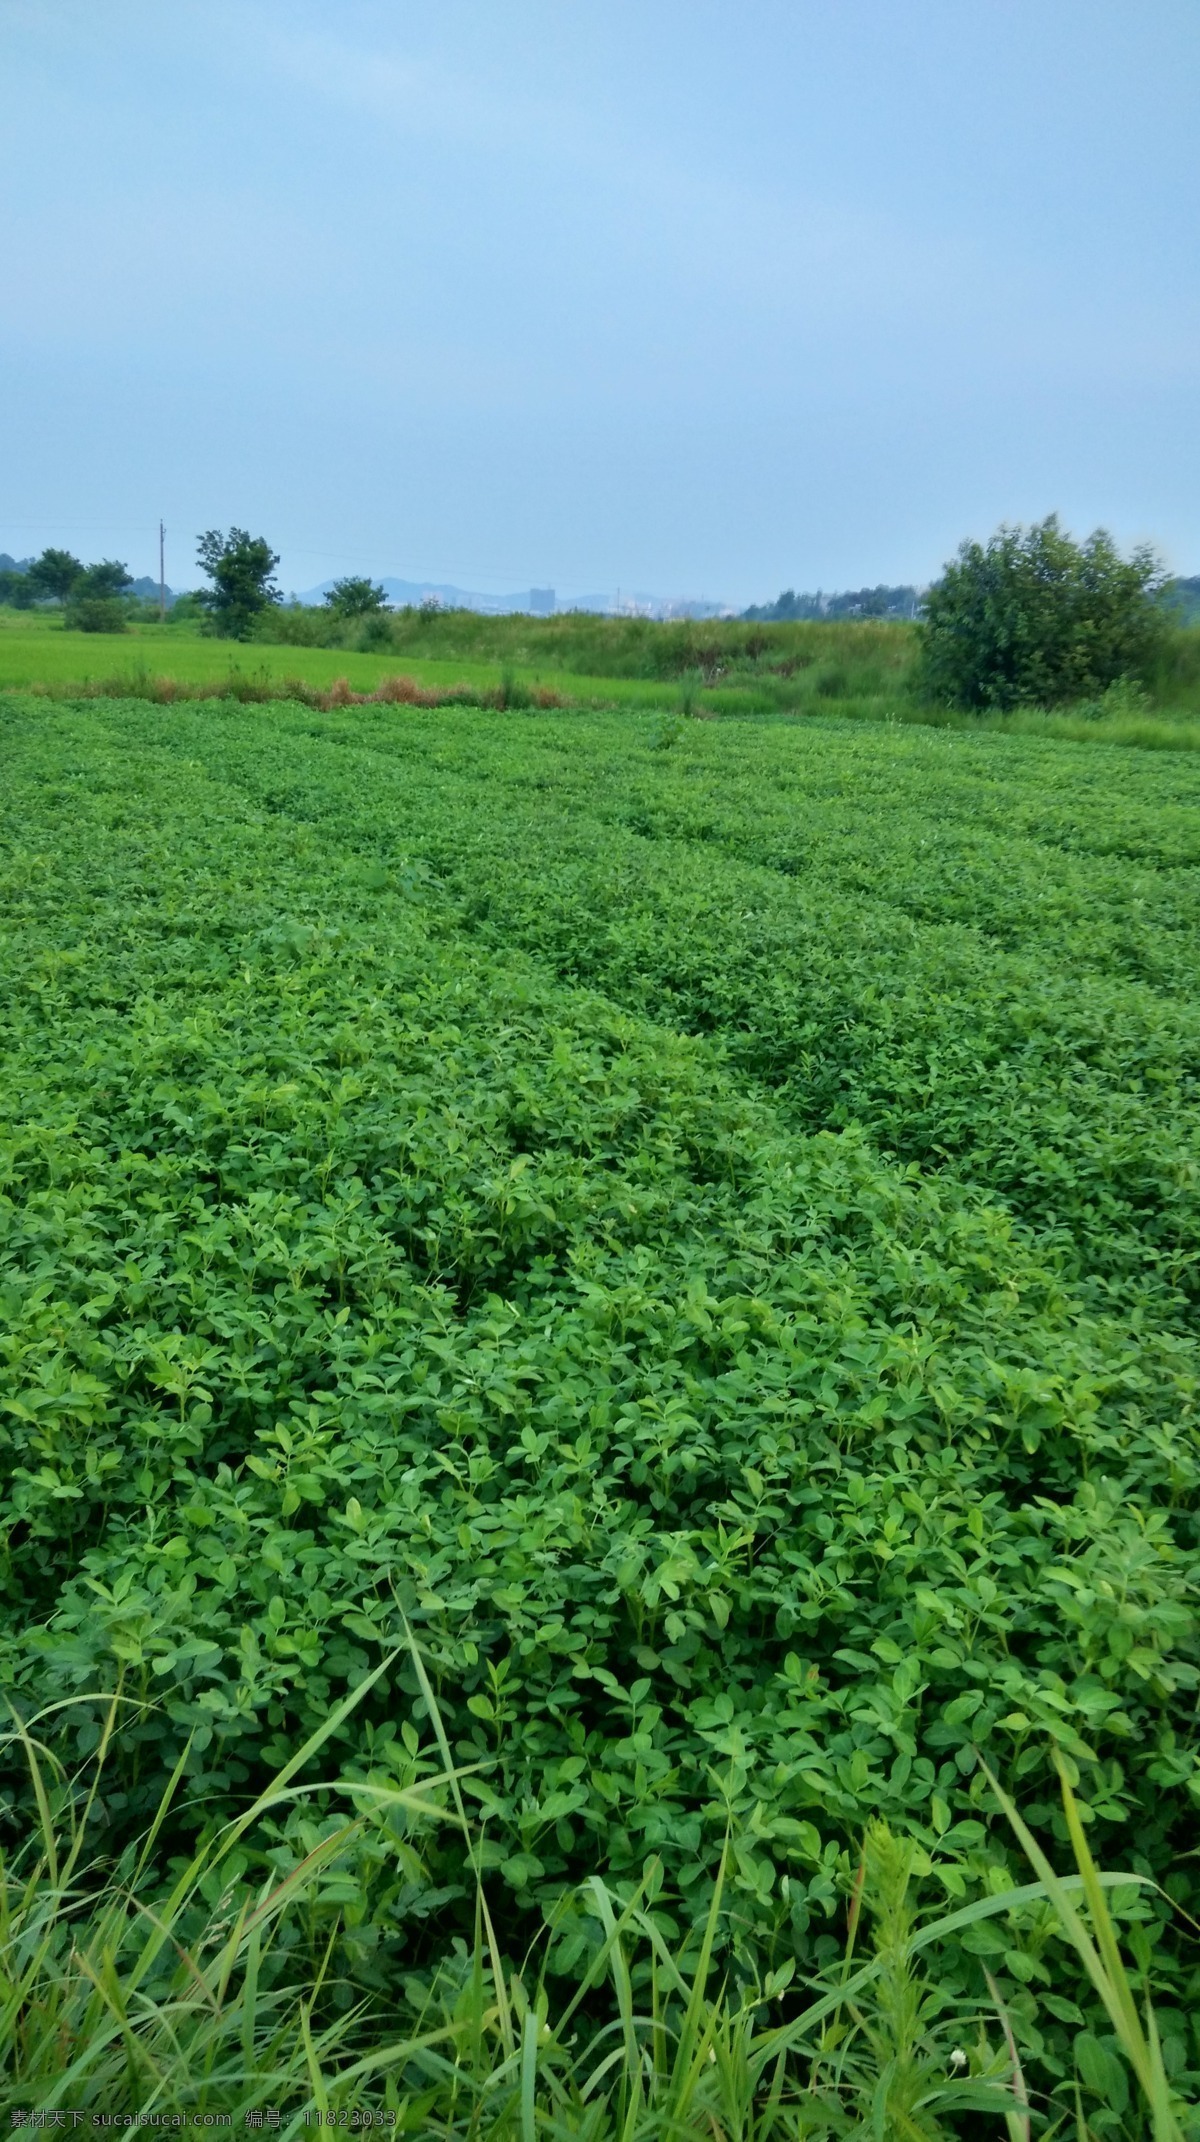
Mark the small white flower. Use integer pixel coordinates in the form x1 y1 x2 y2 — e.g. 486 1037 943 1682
949 2047 968 2073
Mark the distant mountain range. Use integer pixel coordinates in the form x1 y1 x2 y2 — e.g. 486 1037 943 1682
6 551 1198 625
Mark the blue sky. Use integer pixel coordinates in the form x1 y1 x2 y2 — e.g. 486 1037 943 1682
2 0 1197 604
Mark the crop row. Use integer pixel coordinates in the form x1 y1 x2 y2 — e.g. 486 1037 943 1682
113 696 1200 1326
1 696 1198 2061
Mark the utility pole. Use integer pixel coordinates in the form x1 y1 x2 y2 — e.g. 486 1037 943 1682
159 520 166 620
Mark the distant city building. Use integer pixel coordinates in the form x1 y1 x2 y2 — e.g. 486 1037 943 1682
613 591 731 620
291 575 734 617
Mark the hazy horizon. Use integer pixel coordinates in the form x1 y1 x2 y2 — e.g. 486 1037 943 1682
3 0 1197 603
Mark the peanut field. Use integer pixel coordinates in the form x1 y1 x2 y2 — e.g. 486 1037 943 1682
2 692 1198 2109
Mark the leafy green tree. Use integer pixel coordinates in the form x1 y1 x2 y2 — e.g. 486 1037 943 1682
65 561 136 633
916 515 1166 710
323 576 389 619
1164 575 1200 626
196 528 281 639
0 568 34 609
74 559 134 601
27 547 83 604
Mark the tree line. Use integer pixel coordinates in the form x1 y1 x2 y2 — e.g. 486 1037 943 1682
0 548 149 632
175 520 1200 709
1 518 1192 709
0 530 400 640
743 584 923 622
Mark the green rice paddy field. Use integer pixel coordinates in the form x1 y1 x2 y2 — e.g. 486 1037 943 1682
0 614 667 710
5 609 1200 740
3 690 1200 2110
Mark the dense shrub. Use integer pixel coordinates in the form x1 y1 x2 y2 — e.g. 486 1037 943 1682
916 515 1167 710
64 595 128 633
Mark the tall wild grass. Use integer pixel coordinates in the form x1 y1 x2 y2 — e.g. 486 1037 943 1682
2 1654 1193 2135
